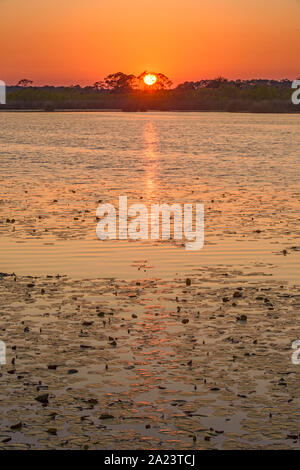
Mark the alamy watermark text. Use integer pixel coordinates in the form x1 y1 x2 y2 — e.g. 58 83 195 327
0 80 6 105
96 196 204 250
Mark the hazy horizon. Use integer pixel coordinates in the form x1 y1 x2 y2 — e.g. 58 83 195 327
4 76 299 88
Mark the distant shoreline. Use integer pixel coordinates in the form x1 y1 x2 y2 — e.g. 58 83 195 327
2 82 299 114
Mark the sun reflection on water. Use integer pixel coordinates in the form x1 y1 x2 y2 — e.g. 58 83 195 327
143 120 160 202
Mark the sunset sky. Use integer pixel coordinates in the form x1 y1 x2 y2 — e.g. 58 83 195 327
1 0 299 86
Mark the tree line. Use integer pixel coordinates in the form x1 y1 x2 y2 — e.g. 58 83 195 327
2 72 299 113
13 73 296 92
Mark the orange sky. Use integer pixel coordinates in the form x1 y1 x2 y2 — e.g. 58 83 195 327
1 0 299 86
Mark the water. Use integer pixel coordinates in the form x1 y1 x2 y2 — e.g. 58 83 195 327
0 111 299 450
0 111 299 281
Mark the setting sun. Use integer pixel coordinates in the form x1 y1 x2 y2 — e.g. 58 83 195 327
144 73 157 86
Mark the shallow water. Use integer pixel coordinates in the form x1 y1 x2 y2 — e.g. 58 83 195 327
0 237 299 282
0 111 299 450
0 111 299 280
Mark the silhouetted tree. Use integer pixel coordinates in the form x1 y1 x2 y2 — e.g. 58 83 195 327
138 71 173 90
103 72 137 92
17 79 33 87
176 81 197 91
206 77 228 88
92 81 106 91
155 73 173 90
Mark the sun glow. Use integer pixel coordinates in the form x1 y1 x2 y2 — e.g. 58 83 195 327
144 73 157 86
